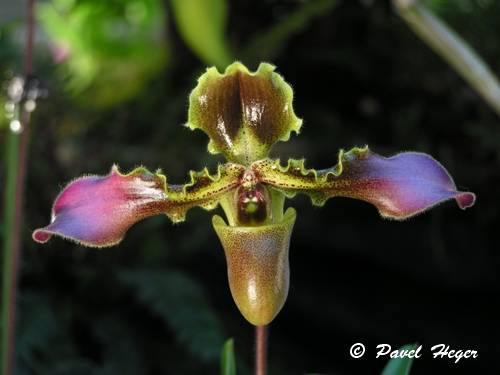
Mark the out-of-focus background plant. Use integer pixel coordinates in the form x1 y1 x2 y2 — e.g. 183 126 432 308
38 0 168 107
0 0 498 374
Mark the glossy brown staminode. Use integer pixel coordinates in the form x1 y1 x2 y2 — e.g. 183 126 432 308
187 62 302 165
236 183 270 226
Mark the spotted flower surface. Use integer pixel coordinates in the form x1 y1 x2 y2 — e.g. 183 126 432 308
34 62 475 326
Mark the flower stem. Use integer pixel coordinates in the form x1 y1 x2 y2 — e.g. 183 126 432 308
255 325 267 375
2 1 35 374
393 0 500 117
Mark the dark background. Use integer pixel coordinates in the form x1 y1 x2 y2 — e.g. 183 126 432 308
1 0 499 374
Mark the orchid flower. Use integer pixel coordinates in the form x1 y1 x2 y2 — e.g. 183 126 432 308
33 62 475 326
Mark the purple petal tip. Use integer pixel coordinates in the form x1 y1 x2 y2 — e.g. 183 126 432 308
32 167 170 247
33 228 52 243
456 192 476 210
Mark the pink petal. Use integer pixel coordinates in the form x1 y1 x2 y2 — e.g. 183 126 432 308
33 166 170 247
338 151 476 218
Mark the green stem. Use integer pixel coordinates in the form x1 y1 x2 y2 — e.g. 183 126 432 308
2 1 35 373
393 0 500 117
2 132 21 375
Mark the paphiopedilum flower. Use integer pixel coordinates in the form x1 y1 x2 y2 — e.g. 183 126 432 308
33 62 475 326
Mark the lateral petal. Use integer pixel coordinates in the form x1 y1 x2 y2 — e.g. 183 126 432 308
33 164 244 247
253 147 475 219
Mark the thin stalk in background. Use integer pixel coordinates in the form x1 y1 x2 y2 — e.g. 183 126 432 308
2 1 35 374
393 0 500 117
255 325 267 375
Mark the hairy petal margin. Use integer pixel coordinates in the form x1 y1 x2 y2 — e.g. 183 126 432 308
252 147 475 219
33 164 244 247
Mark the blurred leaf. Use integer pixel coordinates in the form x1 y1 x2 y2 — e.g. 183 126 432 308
49 360 98 375
93 317 145 375
381 343 418 375
0 97 6 129
241 0 338 63
425 0 500 66
0 27 17 130
16 292 59 370
220 338 236 375
170 0 232 68
37 0 168 107
0 24 20 66
14 291 102 375
426 0 496 14
118 268 225 363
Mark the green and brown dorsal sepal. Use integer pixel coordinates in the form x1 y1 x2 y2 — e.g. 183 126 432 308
187 62 302 165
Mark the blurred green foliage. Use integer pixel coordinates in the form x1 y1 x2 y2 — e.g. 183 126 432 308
37 0 168 107
1 0 499 374
426 0 500 69
0 97 6 129
170 0 232 69
0 28 18 130
118 268 225 363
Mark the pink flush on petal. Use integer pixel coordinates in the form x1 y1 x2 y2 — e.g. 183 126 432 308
340 151 476 219
33 166 169 247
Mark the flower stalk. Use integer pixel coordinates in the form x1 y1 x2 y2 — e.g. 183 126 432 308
255 325 267 375
2 1 35 374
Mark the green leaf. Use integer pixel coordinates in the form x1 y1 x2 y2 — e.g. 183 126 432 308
381 344 418 375
170 0 232 68
220 338 236 375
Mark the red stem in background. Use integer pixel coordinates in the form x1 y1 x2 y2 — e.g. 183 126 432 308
2 1 35 374
255 325 268 375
